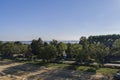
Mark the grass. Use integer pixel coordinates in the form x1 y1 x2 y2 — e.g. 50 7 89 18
2 59 119 75
33 62 119 75
74 65 119 75
38 63 119 75
96 68 119 75
77 66 92 71
46 63 70 68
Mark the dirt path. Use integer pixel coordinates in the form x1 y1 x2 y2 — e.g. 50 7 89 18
0 61 59 80
0 61 113 80
0 61 24 71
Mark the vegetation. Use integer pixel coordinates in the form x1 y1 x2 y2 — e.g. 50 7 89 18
0 34 120 68
31 62 119 75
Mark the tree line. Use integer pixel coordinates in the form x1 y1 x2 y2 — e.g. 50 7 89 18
0 34 120 65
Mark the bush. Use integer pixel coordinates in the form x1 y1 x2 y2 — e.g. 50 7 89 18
86 67 96 72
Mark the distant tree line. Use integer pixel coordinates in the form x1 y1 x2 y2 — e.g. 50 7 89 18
0 34 120 65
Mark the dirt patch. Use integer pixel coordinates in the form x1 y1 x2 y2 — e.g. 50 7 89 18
0 61 113 80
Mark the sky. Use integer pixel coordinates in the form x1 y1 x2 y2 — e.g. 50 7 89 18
0 0 120 41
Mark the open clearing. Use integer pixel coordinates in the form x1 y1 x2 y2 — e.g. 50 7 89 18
0 61 116 80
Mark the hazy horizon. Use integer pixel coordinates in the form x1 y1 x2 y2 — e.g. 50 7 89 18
1 0 120 41
1 34 120 41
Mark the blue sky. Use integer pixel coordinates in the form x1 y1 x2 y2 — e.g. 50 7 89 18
0 0 120 41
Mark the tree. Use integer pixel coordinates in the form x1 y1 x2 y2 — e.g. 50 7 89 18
111 39 120 56
1 42 28 59
76 47 89 63
1 42 19 58
43 44 57 62
31 38 44 55
0 41 2 46
79 36 88 49
18 44 28 57
50 39 58 47
89 44 109 64
0 41 3 52
14 41 28 55
24 45 33 60
66 43 74 59
88 34 120 47
112 39 120 49
44 42 48 46
66 44 82 59
73 44 83 58
14 41 22 45
57 42 67 58
30 38 59 62
77 36 90 63
0 41 3 58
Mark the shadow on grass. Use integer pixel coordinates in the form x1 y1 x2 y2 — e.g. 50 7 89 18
27 68 97 80
64 64 96 73
27 64 98 80
0 60 16 66
1 62 114 80
2 62 48 76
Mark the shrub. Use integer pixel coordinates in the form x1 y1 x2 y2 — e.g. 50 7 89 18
86 67 96 72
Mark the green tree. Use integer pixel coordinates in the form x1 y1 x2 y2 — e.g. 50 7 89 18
66 44 82 59
44 42 48 46
1 42 28 59
66 43 74 59
111 39 120 56
31 38 44 56
88 34 120 47
79 36 88 49
0 41 3 50
0 41 2 46
112 39 120 48
76 48 89 63
89 44 109 64
24 45 33 60
57 42 67 58
14 41 22 45
78 36 90 63
0 41 3 57
43 44 57 62
1 42 18 58
19 44 28 57
50 39 58 47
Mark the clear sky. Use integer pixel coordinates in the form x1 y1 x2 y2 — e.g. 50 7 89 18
0 0 120 41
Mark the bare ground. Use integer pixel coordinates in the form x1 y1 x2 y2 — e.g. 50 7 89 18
0 61 113 80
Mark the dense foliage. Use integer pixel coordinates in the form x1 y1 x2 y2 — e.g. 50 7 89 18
0 34 120 65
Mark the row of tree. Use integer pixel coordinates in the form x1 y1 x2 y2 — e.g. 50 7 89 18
0 41 28 59
0 34 120 64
